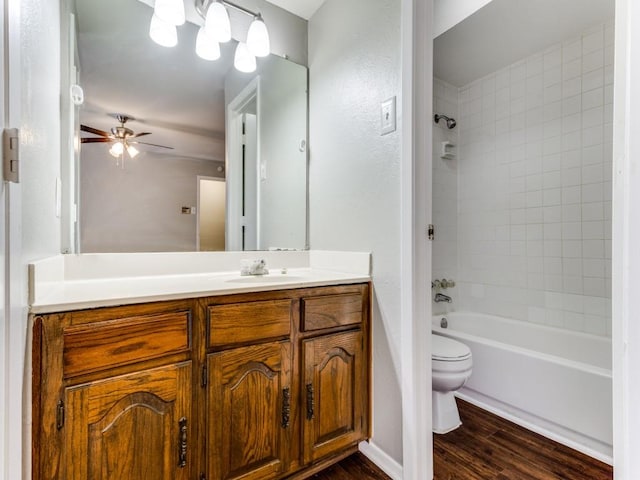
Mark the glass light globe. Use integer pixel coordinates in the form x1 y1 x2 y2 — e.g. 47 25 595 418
154 0 185 26
109 142 124 157
234 42 256 73
247 15 270 57
196 26 221 61
127 144 140 159
149 14 178 48
205 1 231 43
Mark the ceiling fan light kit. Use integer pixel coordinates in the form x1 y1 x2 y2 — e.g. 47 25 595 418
149 0 271 73
81 114 174 167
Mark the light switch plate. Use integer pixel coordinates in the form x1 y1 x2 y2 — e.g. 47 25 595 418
381 97 396 135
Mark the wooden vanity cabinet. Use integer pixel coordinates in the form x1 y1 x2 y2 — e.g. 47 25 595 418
33 300 196 480
33 284 370 480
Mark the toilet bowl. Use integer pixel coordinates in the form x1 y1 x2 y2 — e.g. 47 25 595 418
432 333 472 434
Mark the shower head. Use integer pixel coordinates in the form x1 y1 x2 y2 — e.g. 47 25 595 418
434 114 456 130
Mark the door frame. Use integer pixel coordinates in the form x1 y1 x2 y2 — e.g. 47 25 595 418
226 77 260 251
400 0 433 478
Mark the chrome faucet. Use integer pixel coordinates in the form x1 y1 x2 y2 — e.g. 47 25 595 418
434 293 452 303
241 259 269 276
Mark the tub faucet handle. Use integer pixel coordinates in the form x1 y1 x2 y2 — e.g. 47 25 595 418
432 280 442 289
441 278 456 289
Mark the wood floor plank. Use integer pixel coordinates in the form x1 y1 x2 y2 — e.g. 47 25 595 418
309 400 612 479
434 399 613 480
311 452 391 479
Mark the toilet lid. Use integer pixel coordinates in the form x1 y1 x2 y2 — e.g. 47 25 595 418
432 334 471 361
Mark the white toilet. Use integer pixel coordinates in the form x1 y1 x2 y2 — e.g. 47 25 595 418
431 334 473 434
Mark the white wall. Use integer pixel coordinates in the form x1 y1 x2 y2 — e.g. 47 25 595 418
80 149 224 252
308 0 403 465
6 0 64 478
451 21 614 336
433 0 493 37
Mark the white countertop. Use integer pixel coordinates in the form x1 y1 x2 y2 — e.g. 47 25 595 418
29 251 371 314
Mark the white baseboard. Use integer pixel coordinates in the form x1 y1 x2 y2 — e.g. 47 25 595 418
358 441 403 480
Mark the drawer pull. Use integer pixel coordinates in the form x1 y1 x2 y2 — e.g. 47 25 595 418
282 387 291 428
306 383 315 420
178 417 188 468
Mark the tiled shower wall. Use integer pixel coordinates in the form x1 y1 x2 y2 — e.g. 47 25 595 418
434 21 614 336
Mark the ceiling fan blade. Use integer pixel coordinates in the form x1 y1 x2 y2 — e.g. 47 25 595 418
81 137 113 143
132 141 174 149
132 132 152 138
80 124 110 137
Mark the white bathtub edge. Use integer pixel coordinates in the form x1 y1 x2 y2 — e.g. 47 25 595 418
456 389 613 465
358 440 403 480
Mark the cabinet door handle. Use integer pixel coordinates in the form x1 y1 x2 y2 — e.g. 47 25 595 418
306 383 314 420
282 387 291 428
178 417 188 468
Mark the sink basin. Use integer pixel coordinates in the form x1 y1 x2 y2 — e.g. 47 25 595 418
225 275 305 284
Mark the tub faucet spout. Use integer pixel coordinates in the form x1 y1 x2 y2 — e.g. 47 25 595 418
434 293 452 303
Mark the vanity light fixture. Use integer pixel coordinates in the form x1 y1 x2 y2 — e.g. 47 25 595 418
246 13 270 57
149 14 178 47
149 0 271 73
234 42 256 73
204 0 231 43
196 25 221 60
153 0 186 25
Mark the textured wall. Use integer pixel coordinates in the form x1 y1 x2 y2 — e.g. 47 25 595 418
454 21 614 335
81 150 224 252
308 0 403 463
10 0 64 478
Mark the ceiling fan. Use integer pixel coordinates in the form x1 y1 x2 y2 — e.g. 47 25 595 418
80 113 173 159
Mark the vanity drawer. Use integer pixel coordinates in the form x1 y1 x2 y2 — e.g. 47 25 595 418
63 311 191 378
301 293 364 331
207 300 292 348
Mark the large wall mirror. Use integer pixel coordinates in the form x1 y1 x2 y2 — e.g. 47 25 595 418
64 0 309 253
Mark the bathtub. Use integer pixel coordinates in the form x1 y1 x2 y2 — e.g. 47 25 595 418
432 311 612 464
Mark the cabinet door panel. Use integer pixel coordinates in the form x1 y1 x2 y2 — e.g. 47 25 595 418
303 331 366 464
207 342 291 480
63 362 192 480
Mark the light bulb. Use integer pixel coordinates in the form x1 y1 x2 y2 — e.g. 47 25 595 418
127 144 140 158
154 0 185 26
109 142 124 157
247 15 270 57
196 26 221 61
149 14 178 48
234 42 256 73
205 1 231 43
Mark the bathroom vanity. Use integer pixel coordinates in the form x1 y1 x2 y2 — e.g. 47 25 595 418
30 253 371 480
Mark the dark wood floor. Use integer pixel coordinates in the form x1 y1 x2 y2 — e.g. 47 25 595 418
314 399 613 479
434 399 613 480
311 452 391 479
